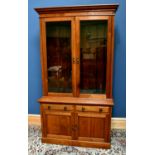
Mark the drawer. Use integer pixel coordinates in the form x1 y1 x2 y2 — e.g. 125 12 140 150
76 105 110 113
42 104 74 111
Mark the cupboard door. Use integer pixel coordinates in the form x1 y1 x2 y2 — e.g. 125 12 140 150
75 16 111 96
75 111 111 142
46 20 73 94
41 105 74 140
40 17 77 96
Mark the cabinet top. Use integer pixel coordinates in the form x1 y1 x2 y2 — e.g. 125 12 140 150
38 96 114 106
35 4 119 15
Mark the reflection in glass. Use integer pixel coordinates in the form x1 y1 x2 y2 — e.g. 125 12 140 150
80 21 107 94
46 22 72 93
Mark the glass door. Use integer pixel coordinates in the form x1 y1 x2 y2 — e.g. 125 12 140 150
42 17 76 96
41 16 111 97
46 21 72 93
75 16 110 97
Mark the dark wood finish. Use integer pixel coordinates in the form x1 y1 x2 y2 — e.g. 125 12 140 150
35 4 118 148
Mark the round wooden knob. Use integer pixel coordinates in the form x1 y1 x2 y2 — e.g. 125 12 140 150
48 106 51 110
99 108 103 112
64 106 67 111
82 107 85 111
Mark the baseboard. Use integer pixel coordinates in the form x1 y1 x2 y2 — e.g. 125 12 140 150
111 118 126 129
28 114 126 129
28 114 41 126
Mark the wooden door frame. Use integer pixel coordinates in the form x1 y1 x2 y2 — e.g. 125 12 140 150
39 17 76 96
74 16 114 98
40 15 114 98
106 16 114 98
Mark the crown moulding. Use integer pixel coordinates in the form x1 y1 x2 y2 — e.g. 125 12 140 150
35 4 119 15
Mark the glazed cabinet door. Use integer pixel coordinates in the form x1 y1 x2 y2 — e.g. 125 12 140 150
40 16 113 98
74 106 111 142
40 17 77 96
41 104 74 141
75 16 112 97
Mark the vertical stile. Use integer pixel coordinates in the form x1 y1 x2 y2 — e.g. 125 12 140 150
106 17 112 98
40 18 48 95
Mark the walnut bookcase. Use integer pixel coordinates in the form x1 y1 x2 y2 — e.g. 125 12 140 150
35 4 118 149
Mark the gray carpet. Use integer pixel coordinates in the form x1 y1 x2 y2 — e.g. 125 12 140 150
28 125 126 155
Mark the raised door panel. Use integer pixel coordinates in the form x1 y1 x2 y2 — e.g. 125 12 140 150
46 113 71 138
41 105 74 140
78 116 104 138
75 111 111 142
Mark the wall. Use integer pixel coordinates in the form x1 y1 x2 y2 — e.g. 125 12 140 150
28 0 126 117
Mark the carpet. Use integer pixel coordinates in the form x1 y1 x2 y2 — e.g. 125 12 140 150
28 125 126 155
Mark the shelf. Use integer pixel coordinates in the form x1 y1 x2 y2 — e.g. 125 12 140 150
38 96 113 106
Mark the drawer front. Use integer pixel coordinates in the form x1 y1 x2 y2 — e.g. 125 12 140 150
76 105 110 113
42 104 74 111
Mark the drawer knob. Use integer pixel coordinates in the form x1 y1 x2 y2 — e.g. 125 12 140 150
82 107 85 111
99 108 103 112
64 106 67 111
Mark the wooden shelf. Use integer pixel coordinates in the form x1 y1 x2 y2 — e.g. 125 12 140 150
38 96 113 106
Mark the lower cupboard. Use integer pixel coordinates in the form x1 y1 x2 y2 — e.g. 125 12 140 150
40 103 112 148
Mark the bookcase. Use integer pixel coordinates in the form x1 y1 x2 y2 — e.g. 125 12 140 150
35 4 118 148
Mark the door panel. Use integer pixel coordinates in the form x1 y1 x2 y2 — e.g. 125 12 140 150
75 16 111 97
46 21 72 93
80 20 107 94
76 112 110 142
41 16 111 97
42 107 74 140
78 116 105 138
41 17 77 96
46 114 72 138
